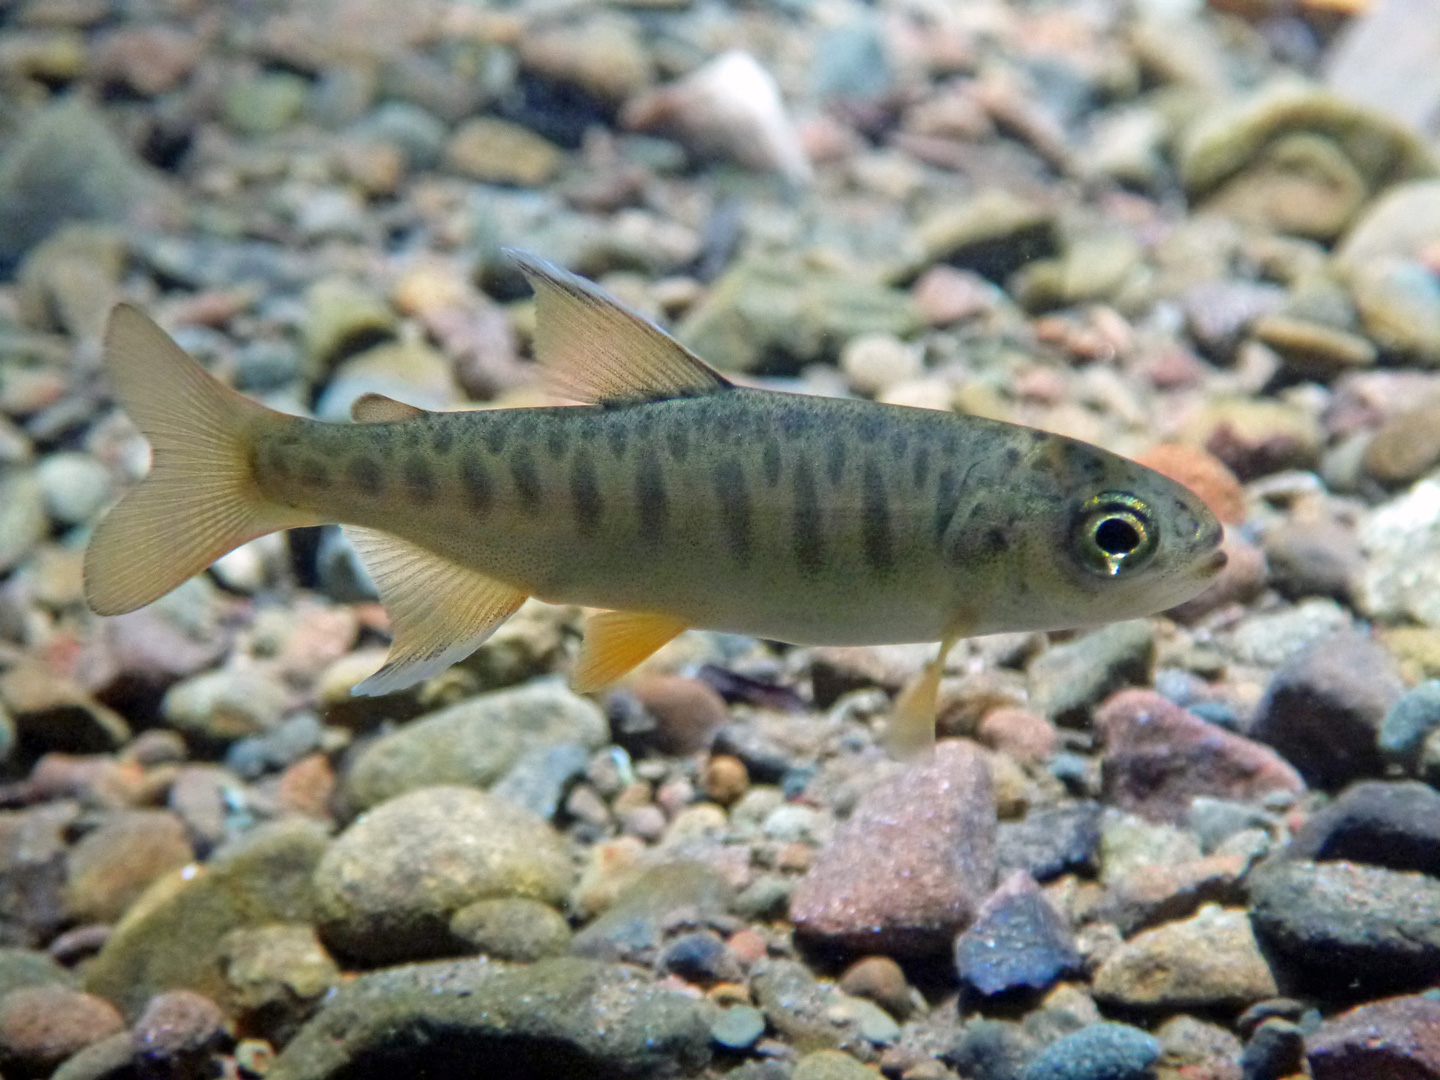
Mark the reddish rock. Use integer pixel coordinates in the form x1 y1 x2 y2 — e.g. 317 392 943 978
0 984 125 1073
912 266 997 326
1135 443 1247 525
1307 994 1440 1080
133 989 228 1080
629 675 729 755
91 24 201 96
1098 852 1249 935
1097 690 1304 824
976 707 1057 766
839 956 913 1019
791 739 997 955
275 754 336 820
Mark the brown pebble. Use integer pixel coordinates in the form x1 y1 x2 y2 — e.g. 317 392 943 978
275 753 335 820
726 928 768 967
839 956 914 1019
0 985 125 1073
65 809 194 924
629 675 729 755
1363 395 1440 484
703 754 750 804
133 990 228 1080
976 707 1056 766
1134 443 1246 525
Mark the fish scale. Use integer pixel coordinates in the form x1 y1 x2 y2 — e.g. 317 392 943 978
83 250 1226 753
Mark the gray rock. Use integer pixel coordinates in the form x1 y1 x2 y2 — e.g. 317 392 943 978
1263 518 1362 603
995 803 1102 882
0 99 165 272
222 72 309 135
571 861 732 963
1028 622 1155 727
1019 1022 1161 1080
1379 680 1440 773
162 668 290 744
50 1031 135 1080
267 957 713 1080
955 872 1081 998
344 682 608 811
1226 598 1353 668
0 802 76 949
0 948 76 999
0 471 46 575
1249 631 1404 789
711 1004 766 1051
904 191 1058 284
448 897 572 962
1284 780 1440 875
1249 858 1440 995
489 742 590 821
945 1018 1038 1080
35 452 112 527
315 786 573 965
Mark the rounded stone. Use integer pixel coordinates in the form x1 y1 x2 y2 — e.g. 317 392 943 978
0 985 125 1074
35 451 112 526
710 1004 766 1051
1019 1022 1161 1080
314 786 573 964
65 810 195 925
448 897 572 962
132 990 227 1079
1379 681 1440 773
838 956 912 1020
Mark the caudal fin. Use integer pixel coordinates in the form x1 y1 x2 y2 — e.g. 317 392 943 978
84 305 309 616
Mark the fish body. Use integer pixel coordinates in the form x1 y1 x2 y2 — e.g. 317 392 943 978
84 251 1226 750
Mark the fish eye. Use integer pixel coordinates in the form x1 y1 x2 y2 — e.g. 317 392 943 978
1072 493 1157 577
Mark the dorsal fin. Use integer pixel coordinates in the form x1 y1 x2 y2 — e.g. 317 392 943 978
351 393 431 424
506 248 732 406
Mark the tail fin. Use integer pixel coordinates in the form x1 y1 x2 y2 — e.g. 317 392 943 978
84 305 309 616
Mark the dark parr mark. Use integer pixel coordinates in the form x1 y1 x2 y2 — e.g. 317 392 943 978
762 438 782 487
713 458 751 566
934 466 962 545
510 445 542 511
402 454 435 503
299 457 330 489
862 458 894 574
912 442 931 490
546 426 569 460
349 455 383 497
665 424 690 464
792 457 824 575
484 422 508 455
607 423 630 459
431 425 454 456
460 452 492 514
635 447 667 545
826 437 847 485
855 414 883 443
265 446 291 482
571 453 602 532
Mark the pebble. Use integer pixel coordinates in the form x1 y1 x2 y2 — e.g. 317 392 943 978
1 662 130 754
1359 477 1440 626
1182 280 1287 360
1093 904 1277 1010
977 707 1057 766
1379 680 1440 773
791 740 997 955
445 118 563 187
1185 397 1324 481
793 1049 879 1080
1026 622 1154 727
660 931 744 985
84 819 330 1020
0 985 125 1074
343 681 607 810
1019 1022 1160 1080
1285 780 1440 875
1349 256 1440 364
702 754 750 805
1251 314 1378 377
571 861 732 963
0 948 75 999
162 668 289 744
711 1004 767 1051
1248 859 1440 995
267 957 713 1080
1241 1018 1306 1080
1305 993 1440 1079
447 897 571 964
1099 851 1250 937
64 809 194 925
313 786 572 965
954 871 1081 998
35 452 112 527
132 990 227 1080
0 800 76 949
1096 690 1304 825
907 190 1058 283
628 675 730 756
1262 517 1362 602
220 924 338 1043
840 334 923 398
995 802 1102 882
0 471 47 575
1363 395 1440 485
222 72 308 135
50 1031 136 1080
838 957 912 1021
1336 179 1440 269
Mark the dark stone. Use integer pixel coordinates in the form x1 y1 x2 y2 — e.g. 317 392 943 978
995 803 1102 882
1018 1022 1161 1080
955 872 1081 998
658 931 742 985
942 1019 1037 1080
1379 680 1440 773
1240 1019 1306 1080
1284 780 1440 875
1306 994 1440 1080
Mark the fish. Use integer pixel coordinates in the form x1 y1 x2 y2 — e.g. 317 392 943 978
83 250 1227 754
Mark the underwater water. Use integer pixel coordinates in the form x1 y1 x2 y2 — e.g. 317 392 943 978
0 0 1439 1077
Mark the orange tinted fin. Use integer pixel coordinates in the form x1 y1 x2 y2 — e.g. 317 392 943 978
572 610 689 693
344 527 528 696
350 393 431 423
889 632 964 760
84 305 316 616
507 248 732 405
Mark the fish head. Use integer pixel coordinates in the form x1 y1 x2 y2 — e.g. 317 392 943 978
970 432 1227 632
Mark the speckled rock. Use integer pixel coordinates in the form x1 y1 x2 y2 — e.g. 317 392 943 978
1284 780 1440 875
1380 680 1440 773
954 871 1080 998
0 985 125 1076
314 786 572 965
1019 1022 1160 1080
793 1049 879 1080
792 739 996 955
445 118 562 187
448 897 572 962
0 801 78 949
65 810 194 925
1096 690 1304 824
1093 904 1277 1010
220 924 338 1043
571 861 732 963
84 819 329 1020
161 668 289 744
267 957 713 1080
1249 631 1404 789
1098 851 1250 937
1306 993 1440 1080
1027 622 1154 727
132 990 227 1080
995 802 1102 882
1248 859 1440 995
344 682 608 810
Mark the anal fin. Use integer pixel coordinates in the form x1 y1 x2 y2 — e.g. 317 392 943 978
344 527 527 696
572 610 689 694
888 631 964 760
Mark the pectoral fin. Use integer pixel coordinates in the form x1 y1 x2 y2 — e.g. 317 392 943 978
344 527 527 696
889 632 963 760
572 610 689 693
